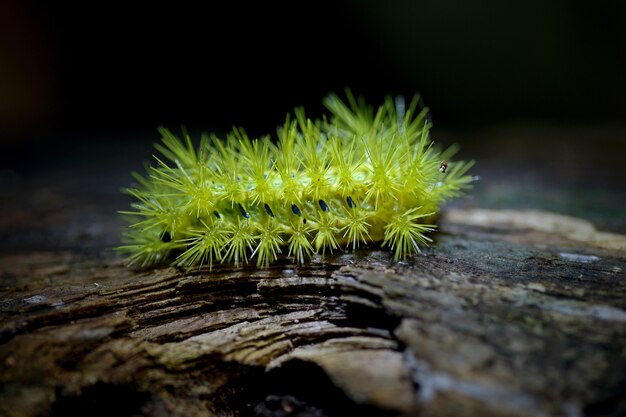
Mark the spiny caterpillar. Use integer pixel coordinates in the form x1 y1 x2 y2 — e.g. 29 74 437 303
118 92 474 269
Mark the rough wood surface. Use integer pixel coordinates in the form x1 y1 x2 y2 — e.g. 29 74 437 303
1 129 625 417
1 207 625 417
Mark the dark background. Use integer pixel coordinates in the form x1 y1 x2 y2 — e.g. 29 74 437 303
1 0 625 241
0 0 624 261
2 0 625 142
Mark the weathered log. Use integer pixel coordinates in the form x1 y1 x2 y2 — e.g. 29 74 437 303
2 127 626 416
1 207 625 417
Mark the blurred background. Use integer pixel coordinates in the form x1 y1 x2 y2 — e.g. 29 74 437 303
2 0 625 140
1 0 625 253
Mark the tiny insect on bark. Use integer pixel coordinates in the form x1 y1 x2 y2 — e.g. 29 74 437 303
439 161 448 173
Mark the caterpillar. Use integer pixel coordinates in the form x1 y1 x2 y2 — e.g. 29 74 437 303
118 92 474 269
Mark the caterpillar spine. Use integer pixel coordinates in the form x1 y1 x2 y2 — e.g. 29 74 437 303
118 92 474 268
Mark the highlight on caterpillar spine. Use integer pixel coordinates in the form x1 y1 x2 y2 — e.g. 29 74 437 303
118 91 475 268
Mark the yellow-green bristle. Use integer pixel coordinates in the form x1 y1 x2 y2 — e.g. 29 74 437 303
117 92 474 268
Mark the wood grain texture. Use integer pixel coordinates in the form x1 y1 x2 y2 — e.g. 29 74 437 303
1 207 624 417
1 128 625 417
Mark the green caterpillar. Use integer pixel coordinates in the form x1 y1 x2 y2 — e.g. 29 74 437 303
118 92 474 268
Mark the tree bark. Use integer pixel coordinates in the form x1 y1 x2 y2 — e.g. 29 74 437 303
2 127 626 416
1 207 625 417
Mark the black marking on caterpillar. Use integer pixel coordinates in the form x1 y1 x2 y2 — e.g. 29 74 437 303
264 203 274 217
346 196 356 209
238 203 249 219
318 199 330 212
